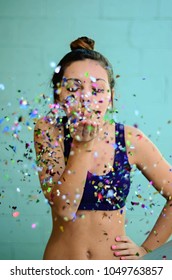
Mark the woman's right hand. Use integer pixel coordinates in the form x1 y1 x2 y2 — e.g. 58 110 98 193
69 120 100 142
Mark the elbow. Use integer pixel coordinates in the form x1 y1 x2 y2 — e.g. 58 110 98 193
49 191 79 221
51 203 77 222
57 210 77 222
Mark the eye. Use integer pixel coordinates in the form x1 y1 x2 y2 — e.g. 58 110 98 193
66 86 79 93
92 88 104 95
66 81 81 93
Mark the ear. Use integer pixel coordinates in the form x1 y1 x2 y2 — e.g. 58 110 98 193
110 88 115 108
111 88 115 100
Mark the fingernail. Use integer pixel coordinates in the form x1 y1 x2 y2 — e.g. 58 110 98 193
116 236 121 241
115 251 120 256
120 256 125 260
111 245 117 250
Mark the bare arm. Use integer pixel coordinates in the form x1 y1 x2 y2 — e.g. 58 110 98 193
131 126 172 251
34 118 98 221
111 126 172 259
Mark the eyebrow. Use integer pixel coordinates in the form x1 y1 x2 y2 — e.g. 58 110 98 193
65 78 107 84
96 78 107 83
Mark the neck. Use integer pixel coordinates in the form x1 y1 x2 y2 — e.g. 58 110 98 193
97 120 112 142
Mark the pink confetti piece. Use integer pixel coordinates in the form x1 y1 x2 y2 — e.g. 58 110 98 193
12 211 20 218
31 223 37 229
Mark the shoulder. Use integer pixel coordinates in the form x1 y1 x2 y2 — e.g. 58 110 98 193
124 124 154 149
124 125 144 141
123 124 151 165
124 124 163 166
116 122 143 139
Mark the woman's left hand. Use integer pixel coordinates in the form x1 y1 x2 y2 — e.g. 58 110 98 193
111 236 147 260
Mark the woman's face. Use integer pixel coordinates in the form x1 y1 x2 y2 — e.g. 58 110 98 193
59 59 112 124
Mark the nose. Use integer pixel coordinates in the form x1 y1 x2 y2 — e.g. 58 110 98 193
80 97 91 114
78 90 92 115
80 89 92 108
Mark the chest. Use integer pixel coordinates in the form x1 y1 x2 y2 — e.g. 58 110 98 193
88 140 116 175
78 144 131 211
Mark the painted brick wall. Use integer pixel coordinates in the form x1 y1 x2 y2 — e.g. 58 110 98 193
0 0 172 260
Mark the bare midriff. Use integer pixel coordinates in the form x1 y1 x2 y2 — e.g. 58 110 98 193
43 207 126 260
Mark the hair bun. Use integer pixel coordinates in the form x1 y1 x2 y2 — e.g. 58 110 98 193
70 36 95 51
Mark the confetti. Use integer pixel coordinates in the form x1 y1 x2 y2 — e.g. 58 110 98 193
50 61 56 68
90 76 96 82
31 223 37 229
60 226 64 232
55 65 61 73
29 109 38 118
137 134 143 140
141 204 147 209
56 190 60 196
131 201 139 206
9 145 16 152
19 97 29 109
12 211 20 218
75 135 81 141
126 140 131 147
134 110 139 116
3 126 10 133
0 83 5 90
94 151 98 158
0 117 5 124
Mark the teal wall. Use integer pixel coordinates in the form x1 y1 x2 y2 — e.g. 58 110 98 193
0 0 172 260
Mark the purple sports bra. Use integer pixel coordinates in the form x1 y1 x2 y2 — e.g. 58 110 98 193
58 117 131 211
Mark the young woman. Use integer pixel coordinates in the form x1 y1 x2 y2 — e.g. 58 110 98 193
34 37 172 260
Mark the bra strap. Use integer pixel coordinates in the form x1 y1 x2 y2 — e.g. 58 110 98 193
56 116 72 161
115 122 126 148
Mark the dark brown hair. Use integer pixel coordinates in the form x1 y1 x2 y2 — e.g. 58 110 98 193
51 36 115 103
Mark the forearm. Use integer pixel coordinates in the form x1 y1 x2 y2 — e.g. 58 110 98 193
141 199 172 252
50 140 93 220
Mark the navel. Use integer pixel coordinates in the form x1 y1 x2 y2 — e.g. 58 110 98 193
86 250 92 260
